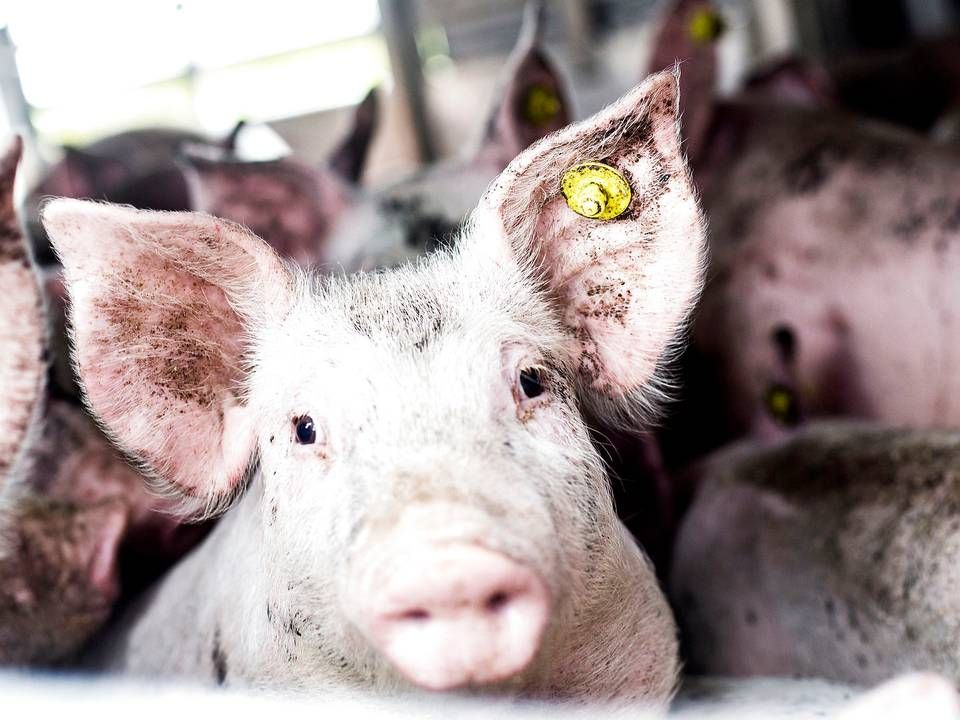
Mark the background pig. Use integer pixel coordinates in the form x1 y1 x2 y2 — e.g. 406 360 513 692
0 137 44 496
672 422 960 686
180 88 378 267
645 0 960 472
23 125 248 264
47 71 703 701
184 2 570 274
327 0 571 270
0 136 206 666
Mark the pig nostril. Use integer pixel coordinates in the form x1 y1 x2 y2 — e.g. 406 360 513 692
486 591 511 613
401 608 430 622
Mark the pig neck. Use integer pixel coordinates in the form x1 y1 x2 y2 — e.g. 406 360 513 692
88 486 274 683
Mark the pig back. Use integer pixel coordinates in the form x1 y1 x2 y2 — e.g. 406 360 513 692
672 422 960 684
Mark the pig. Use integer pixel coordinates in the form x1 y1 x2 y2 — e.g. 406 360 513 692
196 1 571 273
45 70 704 701
644 0 960 471
672 422 960 686
335 0 571 271
0 135 203 665
180 88 379 267
0 137 44 494
0 135 124 664
23 126 235 264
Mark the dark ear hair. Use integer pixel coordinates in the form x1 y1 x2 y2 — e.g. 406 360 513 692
647 0 724 164
328 87 380 184
477 1 572 169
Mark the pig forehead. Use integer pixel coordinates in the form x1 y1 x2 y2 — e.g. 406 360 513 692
266 262 563 371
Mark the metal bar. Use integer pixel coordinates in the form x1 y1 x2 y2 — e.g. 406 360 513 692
378 0 436 163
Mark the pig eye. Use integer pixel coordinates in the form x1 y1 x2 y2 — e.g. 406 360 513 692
294 415 316 444
765 384 800 427
519 367 546 399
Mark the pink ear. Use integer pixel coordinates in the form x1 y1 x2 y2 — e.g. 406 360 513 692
476 72 706 403
182 154 350 266
647 0 722 164
476 1 572 170
42 200 292 517
0 136 46 488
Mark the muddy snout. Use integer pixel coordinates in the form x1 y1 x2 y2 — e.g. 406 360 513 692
349 540 551 691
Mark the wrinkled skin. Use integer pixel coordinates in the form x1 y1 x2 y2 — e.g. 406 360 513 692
47 72 703 702
672 423 960 686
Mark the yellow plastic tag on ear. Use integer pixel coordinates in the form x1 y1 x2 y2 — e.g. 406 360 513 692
561 162 632 220
525 84 562 127
765 384 797 426
688 6 726 45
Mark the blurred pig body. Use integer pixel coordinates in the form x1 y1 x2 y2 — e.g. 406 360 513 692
648 1 960 460
47 72 703 700
692 103 960 443
672 423 960 685
0 136 201 666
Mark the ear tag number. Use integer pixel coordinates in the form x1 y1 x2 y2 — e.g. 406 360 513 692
561 162 632 220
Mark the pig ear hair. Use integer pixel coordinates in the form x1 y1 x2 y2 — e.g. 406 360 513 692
477 0 572 168
475 71 707 425
328 86 380 184
42 200 293 518
0 135 47 492
647 0 723 164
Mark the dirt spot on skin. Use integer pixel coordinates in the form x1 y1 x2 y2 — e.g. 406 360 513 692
211 627 228 685
783 140 850 195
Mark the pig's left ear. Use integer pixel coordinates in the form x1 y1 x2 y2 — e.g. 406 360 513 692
476 1 571 169
474 71 706 409
42 200 293 518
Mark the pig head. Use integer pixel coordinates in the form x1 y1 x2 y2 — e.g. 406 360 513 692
46 71 703 701
647 0 960 470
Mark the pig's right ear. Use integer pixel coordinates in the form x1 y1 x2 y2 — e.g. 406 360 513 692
42 200 293 517
473 71 706 419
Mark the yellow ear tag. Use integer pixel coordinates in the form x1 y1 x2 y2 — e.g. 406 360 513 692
524 84 562 127
688 7 726 45
561 162 632 220
765 384 798 426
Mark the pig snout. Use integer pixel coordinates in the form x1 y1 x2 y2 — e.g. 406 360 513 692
353 543 550 691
